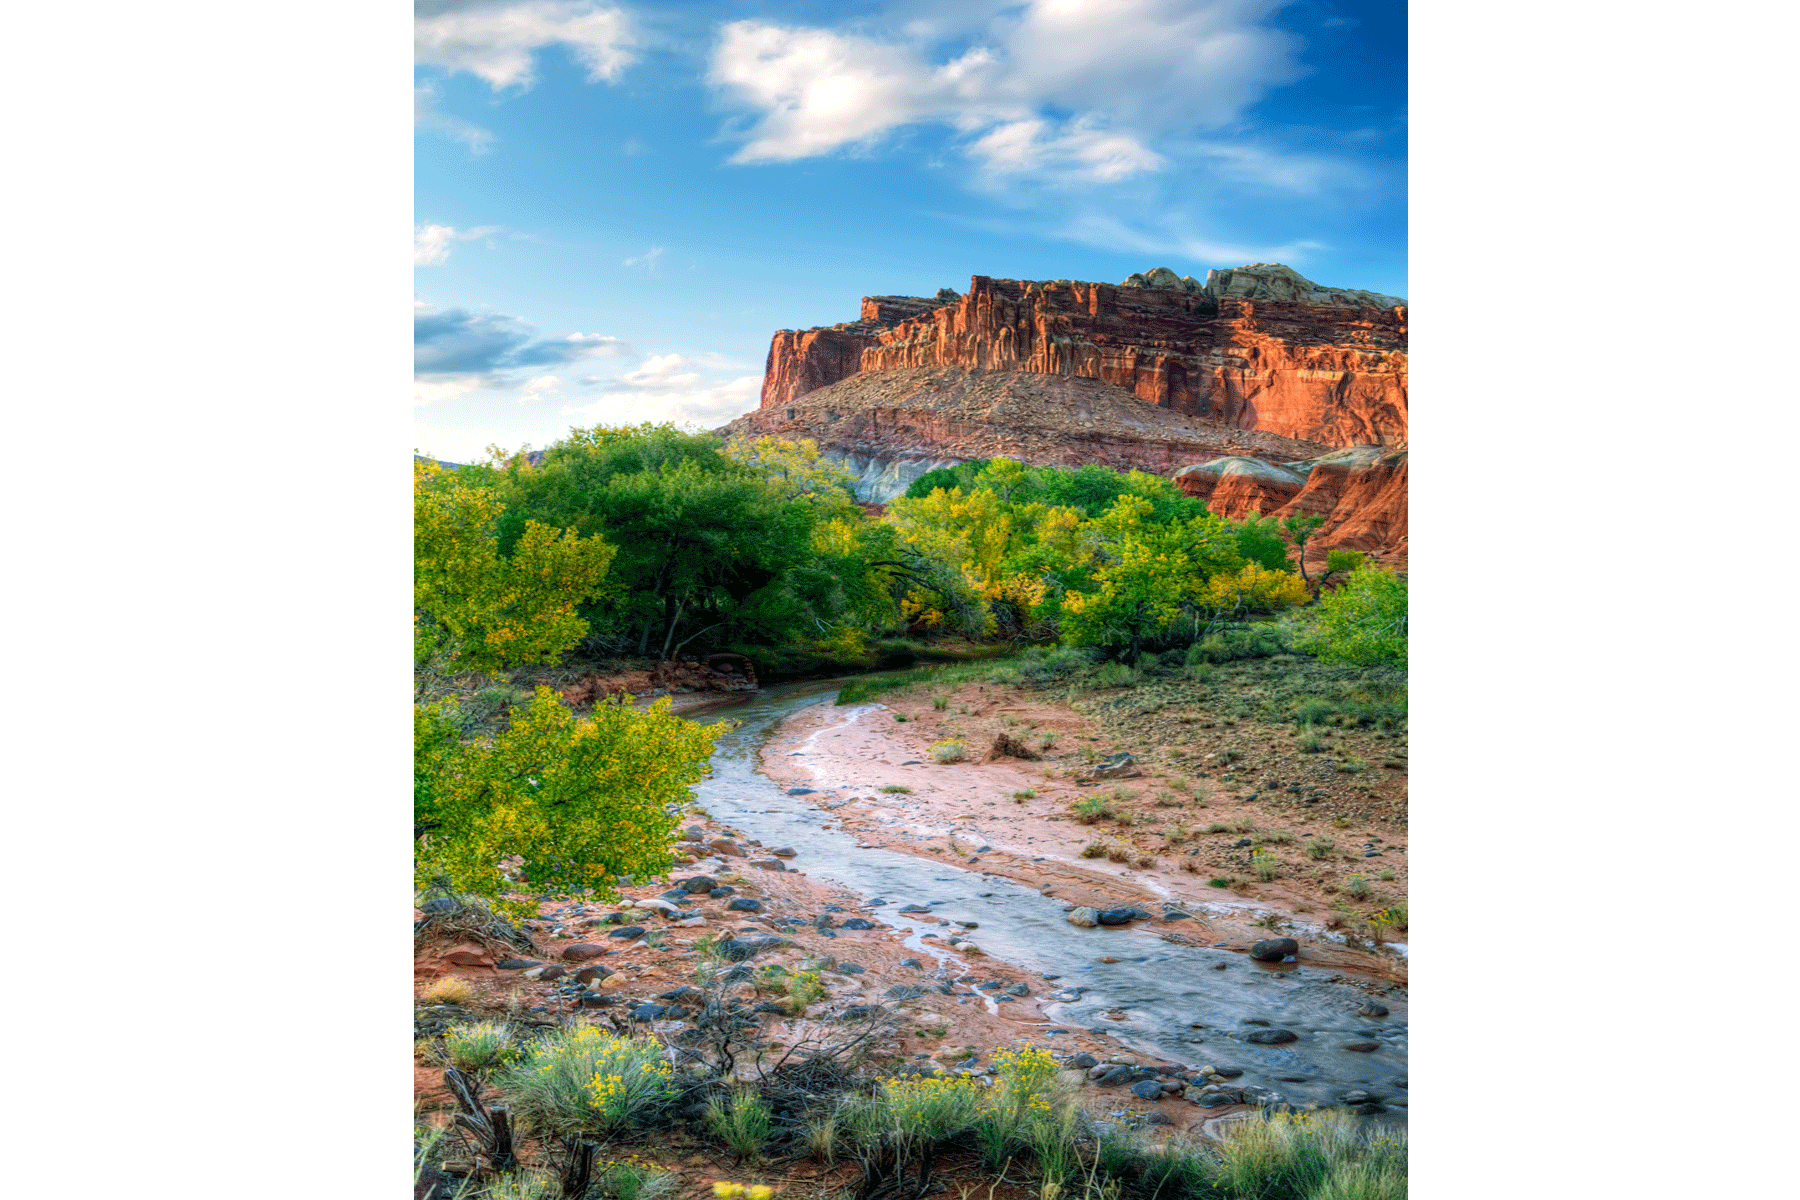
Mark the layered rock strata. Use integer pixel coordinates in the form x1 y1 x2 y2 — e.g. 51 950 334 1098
758 265 1406 447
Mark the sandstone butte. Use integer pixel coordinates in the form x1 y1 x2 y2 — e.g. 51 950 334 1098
718 262 1407 570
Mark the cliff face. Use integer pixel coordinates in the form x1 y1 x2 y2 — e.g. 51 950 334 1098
759 265 1406 447
759 291 957 408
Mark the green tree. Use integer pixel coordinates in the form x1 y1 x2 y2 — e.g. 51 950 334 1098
487 425 840 659
1296 566 1407 667
1279 512 1327 586
415 689 722 913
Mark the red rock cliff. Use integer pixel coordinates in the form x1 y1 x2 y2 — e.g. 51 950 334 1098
758 265 1405 447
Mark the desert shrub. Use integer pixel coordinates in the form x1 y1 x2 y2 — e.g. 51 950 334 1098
420 977 476 1006
880 784 911 794
1298 725 1325 753
1080 841 1106 859
480 1174 559 1200
1306 836 1337 860
442 1021 515 1072
1094 661 1143 688
705 1090 778 1161
1251 851 1280 881
1208 877 1234 888
1370 902 1407 932
1344 874 1373 900
594 1162 675 1200
1215 1109 1404 1200
1261 829 1296 845
929 740 967 764
931 694 950 711
492 1027 676 1137
1105 840 1131 863
1072 796 1111 825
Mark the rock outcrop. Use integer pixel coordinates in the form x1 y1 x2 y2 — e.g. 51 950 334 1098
1173 445 1409 570
757 265 1406 447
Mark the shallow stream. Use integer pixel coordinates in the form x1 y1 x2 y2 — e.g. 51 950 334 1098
691 681 1407 1114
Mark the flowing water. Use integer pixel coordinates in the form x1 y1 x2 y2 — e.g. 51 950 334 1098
690 681 1407 1113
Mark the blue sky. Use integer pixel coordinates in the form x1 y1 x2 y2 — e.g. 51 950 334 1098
414 0 1405 463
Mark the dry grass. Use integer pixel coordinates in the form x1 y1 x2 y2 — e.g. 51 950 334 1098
420 976 477 1005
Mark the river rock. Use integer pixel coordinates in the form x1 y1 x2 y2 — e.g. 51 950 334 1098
1130 1080 1165 1101
750 859 787 871
1068 1053 1099 1069
726 898 762 912
1344 1041 1380 1052
1249 938 1299 962
630 1004 667 1022
771 847 798 857
1092 753 1140 780
678 876 717 893
1243 1029 1299 1045
1097 907 1135 926
495 958 543 970
1196 1091 1242 1108
841 918 875 930
607 926 647 939
1338 1090 1376 1105
709 887 736 899
1358 1000 1390 1018
1096 1065 1137 1087
1003 982 1029 996
1067 907 1100 927
561 944 608 962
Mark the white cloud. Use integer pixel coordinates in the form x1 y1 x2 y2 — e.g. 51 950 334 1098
965 117 1166 183
414 84 495 152
566 353 762 427
622 246 665 270
414 222 502 265
708 1 1306 188
518 374 563 404
413 375 485 407
415 1 636 91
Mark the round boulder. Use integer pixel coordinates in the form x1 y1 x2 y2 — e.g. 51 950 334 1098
1066 907 1100 928
1243 1029 1299 1045
1249 938 1299 962
561 944 608 962
1097 908 1135 926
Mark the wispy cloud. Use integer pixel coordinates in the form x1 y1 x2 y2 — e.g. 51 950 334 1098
414 84 495 152
566 352 760 428
622 246 665 271
415 1 636 91
708 0 1306 189
414 223 502 265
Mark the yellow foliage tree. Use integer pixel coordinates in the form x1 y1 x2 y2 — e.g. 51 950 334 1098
415 688 722 912
414 459 617 671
